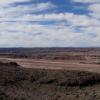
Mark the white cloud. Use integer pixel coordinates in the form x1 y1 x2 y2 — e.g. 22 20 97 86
0 0 29 6
0 19 100 47
0 2 56 18
88 4 100 19
10 13 100 27
73 0 100 3
0 0 100 47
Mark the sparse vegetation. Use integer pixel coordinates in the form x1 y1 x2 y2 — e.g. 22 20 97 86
1 62 100 100
0 48 100 100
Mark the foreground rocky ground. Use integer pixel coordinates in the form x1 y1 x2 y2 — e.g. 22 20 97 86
1 61 100 100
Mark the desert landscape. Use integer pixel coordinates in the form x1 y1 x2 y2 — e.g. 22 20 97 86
0 0 100 99
0 48 100 100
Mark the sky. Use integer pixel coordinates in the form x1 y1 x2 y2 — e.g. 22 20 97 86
0 0 100 47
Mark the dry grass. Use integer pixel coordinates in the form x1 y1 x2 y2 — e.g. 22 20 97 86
1 62 100 99
29 69 100 87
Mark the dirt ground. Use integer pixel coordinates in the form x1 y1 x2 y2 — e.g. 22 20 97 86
0 48 100 73
1 62 100 100
0 48 100 100
0 57 100 73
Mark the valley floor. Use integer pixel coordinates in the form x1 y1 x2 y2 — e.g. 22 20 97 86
0 57 100 73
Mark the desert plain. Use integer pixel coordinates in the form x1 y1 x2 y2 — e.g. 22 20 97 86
0 48 100 100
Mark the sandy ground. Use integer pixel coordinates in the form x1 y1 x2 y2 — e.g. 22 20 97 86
0 57 100 73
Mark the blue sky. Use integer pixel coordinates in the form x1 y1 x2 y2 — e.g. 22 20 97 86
0 0 100 47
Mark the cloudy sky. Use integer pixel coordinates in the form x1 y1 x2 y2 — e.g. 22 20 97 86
0 0 100 47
